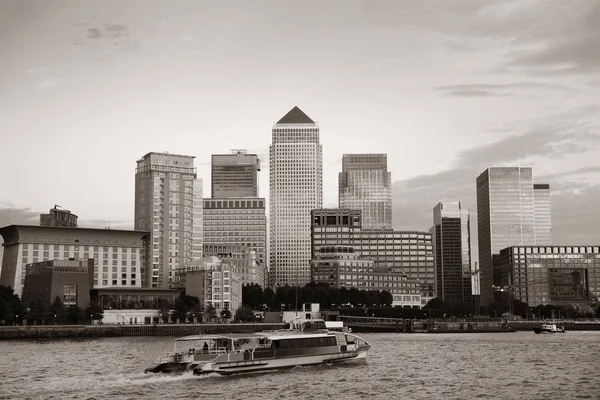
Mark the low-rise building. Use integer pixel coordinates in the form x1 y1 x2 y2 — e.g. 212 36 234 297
311 246 422 308
0 225 150 297
203 244 266 288
22 259 94 309
495 245 600 307
185 256 242 313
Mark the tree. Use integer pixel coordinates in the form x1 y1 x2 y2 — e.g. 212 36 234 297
301 286 315 305
86 302 104 324
66 306 83 325
0 285 27 325
242 284 263 309
275 286 289 310
28 298 49 325
220 308 232 322
263 287 275 310
596 306 600 318
424 297 445 310
50 296 66 324
348 287 360 306
0 297 11 324
234 306 256 322
314 286 328 308
380 290 393 306
204 303 217 323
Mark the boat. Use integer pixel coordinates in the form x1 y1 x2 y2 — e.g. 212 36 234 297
533 323 566 334
145 318 370 375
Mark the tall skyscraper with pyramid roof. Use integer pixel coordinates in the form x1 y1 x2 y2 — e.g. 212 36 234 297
269 106 323 287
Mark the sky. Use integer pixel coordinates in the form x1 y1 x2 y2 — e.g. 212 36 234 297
1 0 599 268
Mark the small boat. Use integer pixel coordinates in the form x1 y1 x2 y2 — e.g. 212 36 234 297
533 323 566 334
145 319 370 375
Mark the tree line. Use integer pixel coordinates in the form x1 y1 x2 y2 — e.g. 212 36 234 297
0 285 103 325
242 282 393 310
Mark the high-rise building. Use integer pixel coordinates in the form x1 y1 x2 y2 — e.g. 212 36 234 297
311 209 435 306
211 150 261 198
203 150 267 285
476 167 552 307
339 154 392 230
0 225 149 297
40 205 78 228
134 152 203 289
203 243 267 288
534 183 552 245
431 201 472 304
270 106 323 287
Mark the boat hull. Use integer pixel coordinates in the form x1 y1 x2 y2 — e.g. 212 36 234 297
193 346 370 376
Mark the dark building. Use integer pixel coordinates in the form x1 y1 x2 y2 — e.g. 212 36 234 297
211 150 261 198
495 245 600 309
22 259 94 309
431 202 472 304
311 209 435 307
91 287 182 310
40 205 78 228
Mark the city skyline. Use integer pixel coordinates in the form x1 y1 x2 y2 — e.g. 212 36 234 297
1 1 599 251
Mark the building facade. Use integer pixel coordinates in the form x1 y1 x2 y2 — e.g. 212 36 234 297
495 245 600 307
0 225 149 297
184 256 242 313
339 154 392 230
431 201 472 304
534 183 552 245
476 167 552 307
203 244 266 288
311 246 422 308
211 150 260 198
270 106 323 287
134 152 203 289
311 209 435 306
22 259 94 309
202 198 267 274
40 206 78 228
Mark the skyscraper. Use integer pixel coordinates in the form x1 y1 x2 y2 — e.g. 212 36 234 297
476 167 552 307
211 150 261 198
135 152 203 289
270 106 323 287
339 154 392 229
432 201 472 304
534 183 552 245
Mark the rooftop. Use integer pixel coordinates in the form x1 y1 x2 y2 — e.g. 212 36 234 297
276 106 315 124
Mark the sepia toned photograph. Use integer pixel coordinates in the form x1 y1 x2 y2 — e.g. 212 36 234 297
1 1 599 399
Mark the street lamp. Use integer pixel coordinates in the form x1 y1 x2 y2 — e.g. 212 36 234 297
54 314 57 325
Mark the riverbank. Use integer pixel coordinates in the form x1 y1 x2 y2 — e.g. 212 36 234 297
0 323 287 340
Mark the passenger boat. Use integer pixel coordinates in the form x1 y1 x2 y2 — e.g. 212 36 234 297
533 323 566 334
145 319 370 375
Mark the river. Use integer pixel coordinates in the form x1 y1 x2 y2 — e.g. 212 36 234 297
2 331 599 399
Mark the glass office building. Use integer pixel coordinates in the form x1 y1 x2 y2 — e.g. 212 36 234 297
211 151 260 198
432 201 472 304
495 245 600 307
339 154 392 230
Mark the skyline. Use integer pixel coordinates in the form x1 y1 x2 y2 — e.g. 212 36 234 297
1 0 599 251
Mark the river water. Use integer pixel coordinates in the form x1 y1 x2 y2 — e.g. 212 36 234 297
2 331 599 400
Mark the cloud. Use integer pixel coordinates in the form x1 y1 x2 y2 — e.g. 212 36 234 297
74 23 136 49
436 82 577 98
443 89 511 98
0 207 40 227
38 78 62 90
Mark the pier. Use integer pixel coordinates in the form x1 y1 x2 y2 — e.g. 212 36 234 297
0 323 287 341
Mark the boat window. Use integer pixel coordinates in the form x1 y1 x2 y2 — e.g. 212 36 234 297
274 337 337 349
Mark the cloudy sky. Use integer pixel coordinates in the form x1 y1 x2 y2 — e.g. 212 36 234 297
1 0 599 266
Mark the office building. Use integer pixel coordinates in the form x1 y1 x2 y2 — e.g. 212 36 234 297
270 106 323 287
311 246 422 308
203 244 266 288
0 225 149 297
40 205 78 228
134 152 203 289
495 245 600 308
21 259 94 309
311 209 435 306
339 154 392 230
534 183 552 245
431 201 472 304
476 167 553 307
211 150 260 198
184 256 242 313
